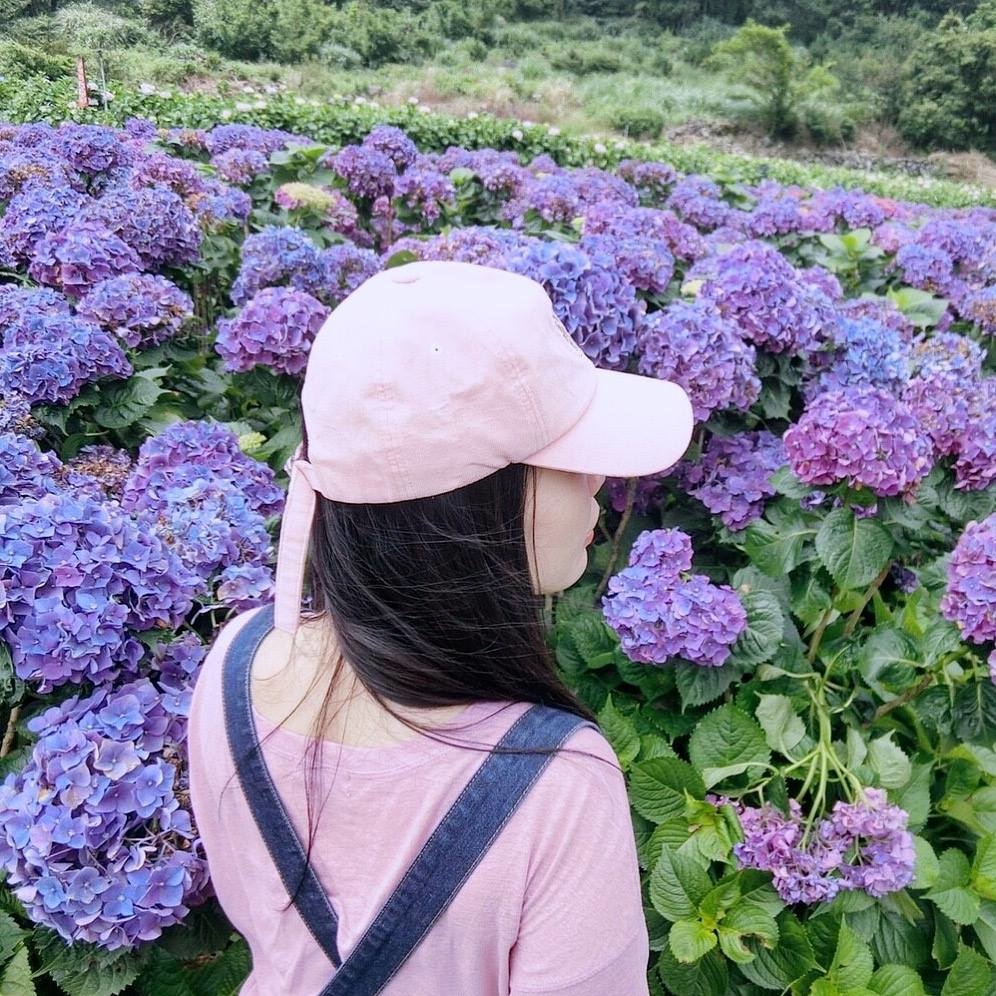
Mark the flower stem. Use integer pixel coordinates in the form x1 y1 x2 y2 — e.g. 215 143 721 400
0 705 21 759
806 608 834 665
594 477 639 603
843 565 891 638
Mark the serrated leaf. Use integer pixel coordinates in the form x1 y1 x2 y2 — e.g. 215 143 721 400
0 944 35 996
739 504 818 578
674 659 747 709
924 849 981 925
668 919 717 963
755 695 805 756
728 591 784 667
815 507 893 591
868 964 927 996
867 733 912 789
596 694 641 769
940 944 993 996
656 944 729 996
688 703 770 778
650 845 712 922
738 911 815 990
186 936 250 996
629 757 706 823
830 921 874 990
973 835 996 901
912 836 939 890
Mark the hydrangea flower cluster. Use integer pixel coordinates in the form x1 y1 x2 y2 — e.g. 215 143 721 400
56 124 132 178
682 431 786 530
77 274 193 349
324 144 397 201
601 528 747 667
52 444 134 503
211 148 269 186
694 241 836 355
0 431 64 504
505 238 644 371
952 379 996 492
726 788 915 904
0 492 198 691
784 386 933 497
0 313 132 405
315 244 382 307
0 181 87 263
636 299 760 422
0 677 210 950
230 226 321 306
615 159 680 203
393 163 457 226
665 175 733 230
28 220 141 299
501 173 582 228
215 286 327 375
0 286 71 331
806 317 911 398
940 513 996 676
274 183 362 241
121 419 284 520
579 232 674 297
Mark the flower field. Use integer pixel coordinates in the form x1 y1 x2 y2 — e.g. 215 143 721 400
0 107 994 995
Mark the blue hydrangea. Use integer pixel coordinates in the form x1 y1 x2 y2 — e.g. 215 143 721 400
230 225 322 306
77 274 193 350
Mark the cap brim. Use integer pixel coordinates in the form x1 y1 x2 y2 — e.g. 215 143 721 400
521 369 695 478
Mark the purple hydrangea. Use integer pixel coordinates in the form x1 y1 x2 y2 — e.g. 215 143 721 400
230 225 321 306
953 379 996 492
0 431 63 504
28 220 141 299
0 286 71 333
892 243 956 296
807 317 911 397
579 232 674 296
582 202 706 263
362 124 419 172
393 163 457 226
960 285 996 334
56 124 132 177
190 181 252 229
216 562 276 611
383 224 526 269
615 159 680 203
211 148 270 187
215 286 327 375
694 241 836 356
81 187 202 270
203 124 300 157
324 144 397 200
740 194 811 238
0 394 42 438
902 368 973 460
940 513 996 675
314 244 382 307
837 295 915 342
784 386 933 498
681 430 786 530
120 420 284 519
0 676 210 950
0 492 198 691
726 788 914 904
501 173 582 229
0 313 132 405
809 187 887 230
505 238 644 371
52 444 133 503
77 274 193 350
601 528 747 667
603 473 674 517
129 152 209 203
0 181 88 263
636 299 760 422
0 149 75 203
665 175 733 230
130 466 274 588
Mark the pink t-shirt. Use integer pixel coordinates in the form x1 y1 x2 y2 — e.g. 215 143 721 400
187 604 651 995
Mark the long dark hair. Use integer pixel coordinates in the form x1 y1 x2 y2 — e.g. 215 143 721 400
218 416 614 912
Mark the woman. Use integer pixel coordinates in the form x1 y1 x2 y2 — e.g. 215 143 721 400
187 259 694 994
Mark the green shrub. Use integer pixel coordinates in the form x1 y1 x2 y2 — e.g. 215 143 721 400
897 6 996 152
137 0 193 30
608 105 666 139
0 40 72 81
319 42 364 70
494 23 537 58
192 0 274 60
420 0 500 44
547 41 624 75
269 0 333 63
324 2 438 68
799 99 859 146
706 21 841 139
52 3 154 51
671 15 735 63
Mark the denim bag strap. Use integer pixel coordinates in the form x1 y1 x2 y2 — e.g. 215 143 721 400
222 601 345 968
222 600 598 995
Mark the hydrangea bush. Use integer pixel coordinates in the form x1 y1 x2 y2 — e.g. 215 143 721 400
0 113 994 996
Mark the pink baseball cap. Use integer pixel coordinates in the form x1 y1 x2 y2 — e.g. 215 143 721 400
273 259 694 634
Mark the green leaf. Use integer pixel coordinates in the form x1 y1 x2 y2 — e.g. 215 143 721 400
973 836 996 901
867 733 912 790
953 681 996 745
93 371 167 430
728 591 784 667
30 925 150 996
912 836 940 890
656 945 729 996
0 944 35 996
755 695 806 756
868 964 927 996
596 694 641 769
815 507 894 591
716 899 779 963
886 286 949 328
650 845 712 922
829 921 874 990
0 911 26 966
940 944 994 996
924 849 981 925
674 658 749 710
629 757 705 823
688 703 770 782
738 504 818 577
737 911 815 989
669 919 717 963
